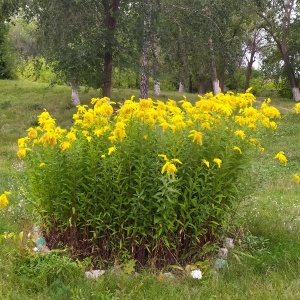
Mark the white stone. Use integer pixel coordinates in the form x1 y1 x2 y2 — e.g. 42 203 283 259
85 269 106 279
191 269 202 279
218 247 228 259
224 237 234 248
162 272 175 279
214 258 227 270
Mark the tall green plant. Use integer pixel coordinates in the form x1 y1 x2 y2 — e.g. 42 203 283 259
17 91 282 266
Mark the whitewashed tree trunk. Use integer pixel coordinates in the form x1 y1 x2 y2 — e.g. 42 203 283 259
208 38 220 95
71 81 80 106
179 82 184 93
140 0 151 99
152 35 160 95
154 80 161 95
212 79 220 95
292 87 300 102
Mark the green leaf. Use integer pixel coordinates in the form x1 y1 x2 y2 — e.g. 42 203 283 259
122 259 136 274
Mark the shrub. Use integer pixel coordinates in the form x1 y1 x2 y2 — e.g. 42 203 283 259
17 91 281 266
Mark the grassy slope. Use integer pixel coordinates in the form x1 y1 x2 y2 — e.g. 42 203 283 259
0 80 300 299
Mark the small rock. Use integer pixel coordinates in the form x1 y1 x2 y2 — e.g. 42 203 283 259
85 269 106 279
35 237 46 246
214 258 227 270
37 244 50 253
218 247 228 259
191 269 202 279
224 237 234 248
162 272 175 279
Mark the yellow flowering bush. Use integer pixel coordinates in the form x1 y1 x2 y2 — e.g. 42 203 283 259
17 91 281 265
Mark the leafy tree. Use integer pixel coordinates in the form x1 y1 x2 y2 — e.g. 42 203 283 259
23 0 125 104
0 0 20 78
251 0 300 101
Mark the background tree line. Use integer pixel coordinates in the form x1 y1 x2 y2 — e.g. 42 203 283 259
1 0 300 104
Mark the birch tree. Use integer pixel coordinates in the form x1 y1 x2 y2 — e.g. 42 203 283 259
140 0 152 99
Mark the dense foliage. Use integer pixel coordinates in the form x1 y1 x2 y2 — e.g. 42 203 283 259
16 91 281 266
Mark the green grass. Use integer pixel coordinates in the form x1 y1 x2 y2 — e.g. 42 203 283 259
1 79 300 299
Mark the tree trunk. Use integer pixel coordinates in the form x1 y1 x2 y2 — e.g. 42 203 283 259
244 49 255 92
244 31 258 92
198 71 207 94
219 74 225 93
70 80 80 106
212 79 220 95
103 51 113 98
102 0 120 98
277 41 300 101
262 0 300 101
208 38 220 95
178 82 184 93
140 0 152 99
152 35 160 96
198 81 206 94
189 74 193 93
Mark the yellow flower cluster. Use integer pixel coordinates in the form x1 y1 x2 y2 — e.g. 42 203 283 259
17 92 283 179
0 191 11 208
274 151 288 166
158 154 182 179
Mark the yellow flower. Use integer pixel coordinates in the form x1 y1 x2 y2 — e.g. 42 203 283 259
166 163 177 179
293 173 300 183
60 141 71 151
38 110 56 127
101 154 106 159
202 159 210 168
94 129 103 137
17 147 31 158
27 127 38 139
18 137 29 148
158 154 168 161
234 130 245 139
269 121 277 130
0 191 11 208
233 146 242 154
274 151 287 166
108 146 116 155
261 106 281 119
108 134 117 142
40 132 57 146
159 121 170 131
249 138 258 146
200 122 211 130
213 158 222 168
161 162 177 179
188 130 203 145
160 156 182 179
66 131 77 141
39 162 46 167
294 103 300 114
171 158 182 165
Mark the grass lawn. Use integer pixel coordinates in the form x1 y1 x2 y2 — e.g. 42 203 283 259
0 79 300 299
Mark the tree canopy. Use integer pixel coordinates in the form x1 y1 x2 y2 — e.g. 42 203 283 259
2 0 300 101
